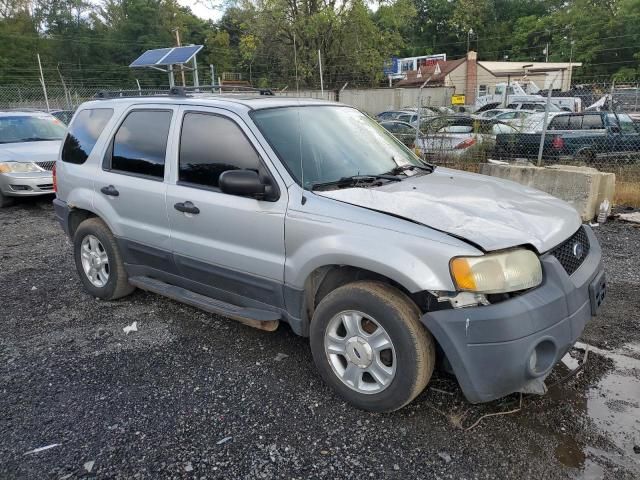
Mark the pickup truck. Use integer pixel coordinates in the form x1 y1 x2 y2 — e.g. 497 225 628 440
493 112 640 163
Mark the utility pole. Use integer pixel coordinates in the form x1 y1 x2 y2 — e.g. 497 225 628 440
173 27 186 87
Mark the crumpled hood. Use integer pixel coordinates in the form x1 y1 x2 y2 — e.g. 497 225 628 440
316 168 581 253
0 141 61 163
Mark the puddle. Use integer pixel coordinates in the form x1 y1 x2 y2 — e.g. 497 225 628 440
553 343 640 476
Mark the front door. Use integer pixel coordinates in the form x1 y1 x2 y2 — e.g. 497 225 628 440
165 106 287 308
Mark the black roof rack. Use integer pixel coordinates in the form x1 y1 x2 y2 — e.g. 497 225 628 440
95 85 275 100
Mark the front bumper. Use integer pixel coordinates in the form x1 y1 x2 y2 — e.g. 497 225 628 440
422 225 604 403
0 172 54 196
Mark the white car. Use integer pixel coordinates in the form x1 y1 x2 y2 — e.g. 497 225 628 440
0 111 66 207
415 115 518 158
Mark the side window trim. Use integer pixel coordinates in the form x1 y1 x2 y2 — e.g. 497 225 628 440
175 109 280 199
102 107 174 182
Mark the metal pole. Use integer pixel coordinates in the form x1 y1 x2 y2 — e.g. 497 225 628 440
192 55 199 88
57 65 72 109
210 65 215 88
174 28 186 87
136 79 142 96
293 34 299 96
537 74 557 166
37 53 50 112
505 74 510 107
168 65 175 88
318 49 324 97
415 75 433 150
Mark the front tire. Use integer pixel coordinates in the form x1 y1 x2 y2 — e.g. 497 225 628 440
73 218 135 300
310 281 435 412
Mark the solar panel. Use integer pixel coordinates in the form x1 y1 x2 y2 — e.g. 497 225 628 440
129 48 173 68
129 45 203 68
156 45 203 66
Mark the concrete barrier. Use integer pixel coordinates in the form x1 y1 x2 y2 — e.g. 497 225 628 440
480 163 616 221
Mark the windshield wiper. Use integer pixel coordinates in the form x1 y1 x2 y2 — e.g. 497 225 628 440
387 163 435 175
311 174 401 191
20 137 60 142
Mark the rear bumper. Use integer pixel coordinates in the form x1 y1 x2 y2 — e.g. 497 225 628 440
0 172 54 196
422 225 604 403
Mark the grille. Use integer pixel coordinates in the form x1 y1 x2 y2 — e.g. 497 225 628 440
550 226 590 276
36 161 55 171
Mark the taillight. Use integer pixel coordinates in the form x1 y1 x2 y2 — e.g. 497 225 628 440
454 137 477 149
52 163 57 193
552 136 564 149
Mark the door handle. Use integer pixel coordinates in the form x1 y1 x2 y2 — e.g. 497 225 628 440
174 201 200 215
100 185 119 197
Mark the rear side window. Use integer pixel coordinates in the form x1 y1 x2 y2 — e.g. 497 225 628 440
582 115 604 130
549 116 570 130
567 116 583 129
178 112 261 189
109 110 172 179
61 109 113 164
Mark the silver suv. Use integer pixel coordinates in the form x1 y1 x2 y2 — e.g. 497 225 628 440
53 93 606 412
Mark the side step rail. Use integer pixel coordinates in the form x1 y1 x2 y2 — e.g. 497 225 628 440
129 276 280 331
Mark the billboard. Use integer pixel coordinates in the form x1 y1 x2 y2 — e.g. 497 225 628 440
385 54 447 77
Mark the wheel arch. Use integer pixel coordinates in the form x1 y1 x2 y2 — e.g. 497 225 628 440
297 264 438 336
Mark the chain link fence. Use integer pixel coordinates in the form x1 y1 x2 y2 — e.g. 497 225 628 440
0 80 638 206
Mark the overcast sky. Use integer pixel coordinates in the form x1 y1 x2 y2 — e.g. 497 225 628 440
178 0 222 21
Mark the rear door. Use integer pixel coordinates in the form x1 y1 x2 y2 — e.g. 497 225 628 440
165 106 287 306
92 105 177 271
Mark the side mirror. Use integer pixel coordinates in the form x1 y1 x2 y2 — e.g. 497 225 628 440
610 125 621 134
219 169 267 199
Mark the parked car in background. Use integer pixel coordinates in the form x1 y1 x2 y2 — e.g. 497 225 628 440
375 110 408 121
54 94 605 412
379 120 417 147
50 109 75 125
415 115 518 160
0 111 66 207
494 111 640 162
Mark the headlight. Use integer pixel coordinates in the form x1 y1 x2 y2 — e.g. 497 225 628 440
450 249 542 294
0 162 41 173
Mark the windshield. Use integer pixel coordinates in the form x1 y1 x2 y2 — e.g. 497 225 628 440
251 106 427 189
0 115 66 144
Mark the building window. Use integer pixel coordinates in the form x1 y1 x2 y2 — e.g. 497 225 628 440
478 85 488 96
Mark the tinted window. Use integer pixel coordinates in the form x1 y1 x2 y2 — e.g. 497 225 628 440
179 113 261 188
582 115 604 130
568 115 583 129
110 110 172 179
549 116 570 130
62 109 113 164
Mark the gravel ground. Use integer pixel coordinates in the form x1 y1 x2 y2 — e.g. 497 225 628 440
1 197 639 479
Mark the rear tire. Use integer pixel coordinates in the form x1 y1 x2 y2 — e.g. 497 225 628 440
0 192 15 208
310 281 435 412
73 217 135 300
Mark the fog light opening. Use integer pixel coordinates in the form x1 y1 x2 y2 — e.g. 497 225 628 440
528 340 556 376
